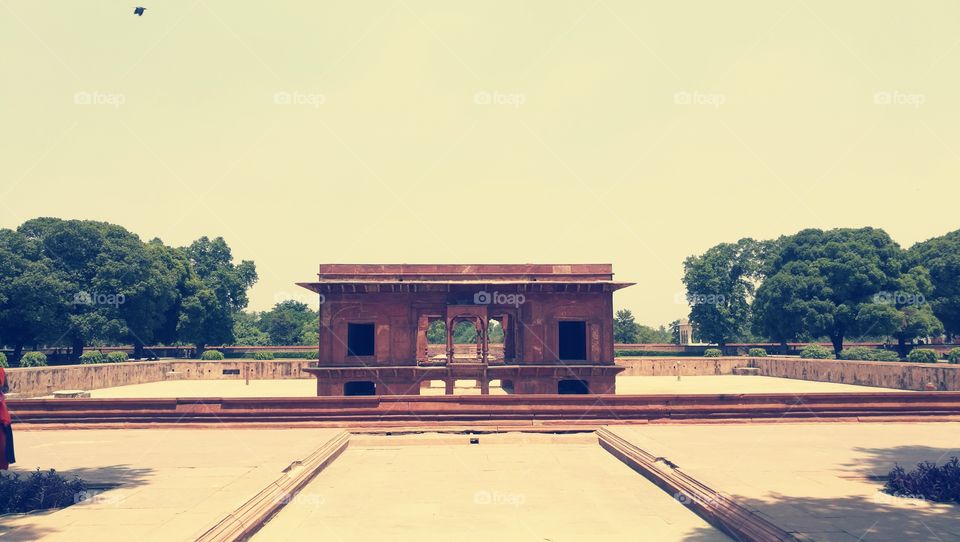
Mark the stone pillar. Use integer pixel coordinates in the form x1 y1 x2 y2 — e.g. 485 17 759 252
446 317 454 363
480 378 490 395
445 379 455 395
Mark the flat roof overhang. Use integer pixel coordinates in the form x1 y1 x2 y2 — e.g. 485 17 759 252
296 280 635 294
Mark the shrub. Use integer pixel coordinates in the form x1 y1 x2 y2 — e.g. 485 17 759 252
748 348 768 357
19 352 47 367
799 344 832 359
107 352 129 363
884 457 960 504
839 347 899 362
79 351 105 364
948 347 960 364
200 350 225 360
703 348 722 357
906 348 939 364
0 469 87 514
252 351 275 360
0 353 7 368
273 351 319 359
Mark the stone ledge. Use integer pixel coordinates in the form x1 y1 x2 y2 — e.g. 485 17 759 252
195 430 350 542
597 427 797 541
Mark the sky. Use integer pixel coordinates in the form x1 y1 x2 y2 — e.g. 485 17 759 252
2 1 959 326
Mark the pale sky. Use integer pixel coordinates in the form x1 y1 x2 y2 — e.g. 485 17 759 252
2 1 959 326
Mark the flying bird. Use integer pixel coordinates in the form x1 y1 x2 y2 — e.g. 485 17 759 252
134 6 146 16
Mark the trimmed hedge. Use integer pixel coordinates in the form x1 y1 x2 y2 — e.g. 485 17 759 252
906 348 939 364
107 352 129 363
79 351 105 364
200 350 225 360
0 469 87 514
252 351 275 360
885 457 960 504
0 353 6 368
748 348 767 357
839 347 899 362
947 347 960 364
799 345 832 359
703 348 722 357
19 352 47 367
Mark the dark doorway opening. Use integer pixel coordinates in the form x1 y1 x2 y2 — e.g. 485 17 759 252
558 321 587 360
347 323 375 357
557 379 589 394
344 381 376 396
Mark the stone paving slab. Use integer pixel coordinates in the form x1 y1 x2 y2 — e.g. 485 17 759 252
606 423 960 541
0 428 346 541
251 432 730 542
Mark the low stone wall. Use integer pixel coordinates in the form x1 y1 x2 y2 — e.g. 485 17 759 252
616 357 747 376
5 359 316 398
751 357 960 392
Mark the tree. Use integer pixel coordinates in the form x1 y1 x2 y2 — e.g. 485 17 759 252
260 300 316 345
682 238 761 346
855 266 943 357
0 229 71 361
909 230 960 338
755 228 902 356
232 311 270 346
614 309 639 343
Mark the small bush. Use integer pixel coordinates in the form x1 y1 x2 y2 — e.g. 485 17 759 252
79 351 105 364
799 344 832 359
0 469 88 514
0 353 7 368
884 457 960 504
839 347 899 362
200 350 225 360
252 351 275 360
748 348 768 357
19 352 47 367
906 348 939 364
703 348 722 357
107 352 129 363
272 351 319 359
948 347 960 364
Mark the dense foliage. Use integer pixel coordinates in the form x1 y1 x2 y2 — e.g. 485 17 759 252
200 350 225 360
0 218 257 363
252 351 275 360
0 469 87 514
231 301 318 346
885 458 960 504
703 348 722 357
838 347 899 362
906 348 939 363
748 348 767 357
949 347 960 364
19 352 47 367
799 344 832 359
613 310 674 344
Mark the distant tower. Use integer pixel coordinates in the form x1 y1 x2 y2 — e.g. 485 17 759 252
677 318 693 345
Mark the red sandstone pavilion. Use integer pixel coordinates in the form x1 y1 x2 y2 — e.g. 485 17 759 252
297 264 634 396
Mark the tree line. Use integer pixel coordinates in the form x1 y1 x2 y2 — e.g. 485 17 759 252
680 227 960 356
0 218 257 361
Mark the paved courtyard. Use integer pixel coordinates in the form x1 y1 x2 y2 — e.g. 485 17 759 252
607 423 960 541
252 432 729 542
0 428 345 542
70 375 905 399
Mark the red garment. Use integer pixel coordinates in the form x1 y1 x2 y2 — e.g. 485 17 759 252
0 367 10 469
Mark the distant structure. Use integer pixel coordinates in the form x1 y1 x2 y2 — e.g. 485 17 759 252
298 264 633 396
677 318 694 345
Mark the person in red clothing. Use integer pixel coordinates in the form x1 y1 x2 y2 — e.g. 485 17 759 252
0 366 14 470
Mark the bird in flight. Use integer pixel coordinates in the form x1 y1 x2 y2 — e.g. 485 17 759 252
134 6 146 16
